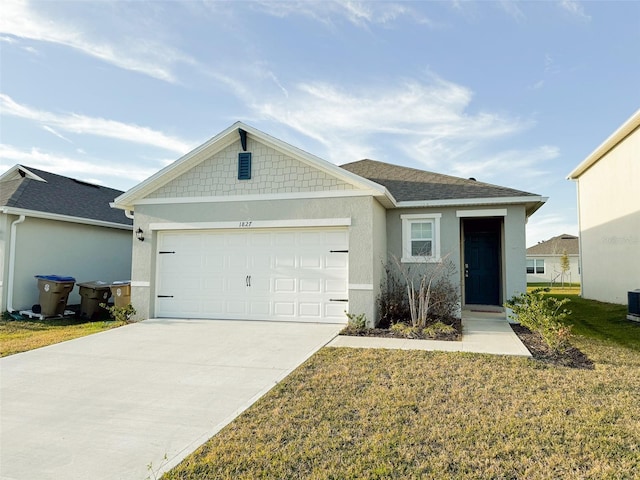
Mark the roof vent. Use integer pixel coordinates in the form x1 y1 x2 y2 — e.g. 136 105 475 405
238 152 252 180
468 177 476 181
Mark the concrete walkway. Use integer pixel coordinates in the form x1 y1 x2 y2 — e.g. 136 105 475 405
0 319 342 480
328 310 531 357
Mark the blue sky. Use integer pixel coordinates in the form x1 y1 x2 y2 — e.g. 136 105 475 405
1 0 639 246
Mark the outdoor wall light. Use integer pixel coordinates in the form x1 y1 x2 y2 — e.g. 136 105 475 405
136 227 145 242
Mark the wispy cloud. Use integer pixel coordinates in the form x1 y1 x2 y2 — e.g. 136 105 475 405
558 0 591 22
526 212 578 248
1 94 193 154
449 145 560 184
42 126 73 143
251 74 531 168
498 0 526 21
0 144 158 185
0 0 195 83
253 0 433 27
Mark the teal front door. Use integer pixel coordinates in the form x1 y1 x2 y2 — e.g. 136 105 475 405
464 220 501 305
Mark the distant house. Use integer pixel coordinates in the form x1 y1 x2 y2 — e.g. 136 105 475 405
0 165 133 312
567 109 640 304
526 234 580 284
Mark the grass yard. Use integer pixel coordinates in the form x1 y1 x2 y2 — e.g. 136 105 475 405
0 316 122 357
164 294 640 480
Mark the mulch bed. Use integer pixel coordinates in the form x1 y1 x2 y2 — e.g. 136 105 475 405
340 317 462 341
510 324 594 369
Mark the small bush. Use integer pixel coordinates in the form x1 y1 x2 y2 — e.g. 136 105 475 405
100 303 136 324
423 321 457 337
345 312 367 330
505 289 572 353
377 262 411 328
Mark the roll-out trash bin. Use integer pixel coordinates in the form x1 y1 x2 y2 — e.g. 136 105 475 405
77 281 112 319
35 275 76 316
110 281 131 307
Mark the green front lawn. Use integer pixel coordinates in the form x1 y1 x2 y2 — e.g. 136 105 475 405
163 294 640 479
0 316 122 357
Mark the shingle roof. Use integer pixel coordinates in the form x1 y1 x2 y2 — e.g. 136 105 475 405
0 165 132 226
527 234 579 255
340 159 540 202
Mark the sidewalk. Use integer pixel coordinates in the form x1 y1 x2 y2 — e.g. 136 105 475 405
327 310 531 357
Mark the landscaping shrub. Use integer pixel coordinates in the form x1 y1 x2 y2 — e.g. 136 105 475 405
505 289 572 353
377 258 460 329
101 303 137 324
377 262 411 328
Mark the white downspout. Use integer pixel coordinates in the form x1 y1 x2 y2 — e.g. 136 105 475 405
7 215 26 312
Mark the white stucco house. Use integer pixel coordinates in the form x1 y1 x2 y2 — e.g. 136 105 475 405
0 165 133 313
568 108 640 305
113 122 547 326
526 234 580 284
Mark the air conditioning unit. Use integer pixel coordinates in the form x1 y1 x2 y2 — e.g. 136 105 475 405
628 290 640 322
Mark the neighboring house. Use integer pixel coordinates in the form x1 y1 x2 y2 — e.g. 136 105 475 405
568 109 640 305
113 122 546 326
526 234 580 284
0 165 133 312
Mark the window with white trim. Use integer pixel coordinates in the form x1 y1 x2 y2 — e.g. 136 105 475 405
526 258 545 274
401 214 441 262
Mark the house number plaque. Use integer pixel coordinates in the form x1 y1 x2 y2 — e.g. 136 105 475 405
239 221 253 228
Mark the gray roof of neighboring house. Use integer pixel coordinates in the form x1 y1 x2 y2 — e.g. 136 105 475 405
527 234 579 255
0 165 132 226
340 159 541 202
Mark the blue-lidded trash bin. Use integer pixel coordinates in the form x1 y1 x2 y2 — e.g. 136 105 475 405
35 275 76 316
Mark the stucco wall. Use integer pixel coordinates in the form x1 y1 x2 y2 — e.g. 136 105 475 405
526 255 580 284
147 138 355 199
577 125 640 304
130 196 382 325
2 215 132 311
385 205 528 308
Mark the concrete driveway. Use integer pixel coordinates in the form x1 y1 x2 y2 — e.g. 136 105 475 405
0 319 341 480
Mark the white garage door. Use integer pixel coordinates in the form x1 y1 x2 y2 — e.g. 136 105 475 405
155 228 349 323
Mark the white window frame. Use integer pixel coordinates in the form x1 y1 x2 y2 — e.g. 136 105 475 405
526 258 545 274
401 213 442 263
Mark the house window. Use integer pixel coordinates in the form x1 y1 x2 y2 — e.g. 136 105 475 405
526 258 544 274
401 214 441 262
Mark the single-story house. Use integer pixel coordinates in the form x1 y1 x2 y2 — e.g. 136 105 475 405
526 234 580 284
0 165 133 312
568 108 640 305
113 122 547 326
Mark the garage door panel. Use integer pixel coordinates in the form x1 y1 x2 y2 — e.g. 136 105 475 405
156 227 348 323
300 255 322 269
299 303 321 317
274 302 296 316
299 278 321 293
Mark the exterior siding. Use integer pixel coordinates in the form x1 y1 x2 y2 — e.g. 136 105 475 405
147 138 355 199
526 255 580 284
385 205 528 308
577 125 640 304
1 215 132 311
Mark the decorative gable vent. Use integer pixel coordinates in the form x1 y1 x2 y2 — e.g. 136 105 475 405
238 152 252 180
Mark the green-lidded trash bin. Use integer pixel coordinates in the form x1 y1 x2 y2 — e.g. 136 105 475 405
35 275 76 316
78 281 112 319
110 281 131 307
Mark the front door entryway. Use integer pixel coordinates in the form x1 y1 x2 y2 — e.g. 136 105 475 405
463 218 502 305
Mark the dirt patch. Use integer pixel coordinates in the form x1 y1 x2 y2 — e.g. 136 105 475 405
510 324 594 369
341 317 462 341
